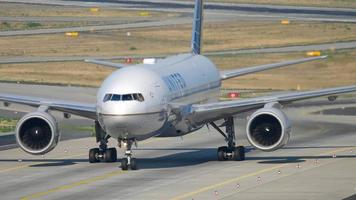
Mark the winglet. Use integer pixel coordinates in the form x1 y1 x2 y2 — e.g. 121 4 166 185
191 0 203 55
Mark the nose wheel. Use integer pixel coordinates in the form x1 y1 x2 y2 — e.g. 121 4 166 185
120 140 138 170
211 117 246 161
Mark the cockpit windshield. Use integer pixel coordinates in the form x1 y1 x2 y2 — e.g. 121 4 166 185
103 93 144 102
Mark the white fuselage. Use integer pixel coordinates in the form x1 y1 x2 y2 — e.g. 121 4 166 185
96 53 221 140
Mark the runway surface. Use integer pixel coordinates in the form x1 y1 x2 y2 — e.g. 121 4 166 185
1 0 355 37
0 83 356 200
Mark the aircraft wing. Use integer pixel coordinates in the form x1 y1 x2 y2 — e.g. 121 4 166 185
0 93 97 119
85 59 128 68
220 56 327 80
176 85 356 125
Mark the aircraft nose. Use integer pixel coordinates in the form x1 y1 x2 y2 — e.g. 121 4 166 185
99 111 166 140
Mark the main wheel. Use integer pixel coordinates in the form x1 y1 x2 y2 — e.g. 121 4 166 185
104 148 117 162
233 146 245 161
130 158 138 170
121 158 128 170
217 146 228 161
89 148 100 163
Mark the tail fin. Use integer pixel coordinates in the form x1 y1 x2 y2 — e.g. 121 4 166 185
191 0 203 55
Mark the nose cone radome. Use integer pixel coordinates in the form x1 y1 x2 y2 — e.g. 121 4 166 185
96 66 167 116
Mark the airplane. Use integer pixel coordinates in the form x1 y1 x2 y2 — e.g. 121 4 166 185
1 0 356 171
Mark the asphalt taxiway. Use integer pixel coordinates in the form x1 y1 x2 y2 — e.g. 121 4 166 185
1 0 355 37
0 83 356 200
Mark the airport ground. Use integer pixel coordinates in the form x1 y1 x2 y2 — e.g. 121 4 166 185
0 83 356 200
0 1 356 200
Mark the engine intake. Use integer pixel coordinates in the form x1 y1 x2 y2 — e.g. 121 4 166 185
15 111 60 155
246 107 291 151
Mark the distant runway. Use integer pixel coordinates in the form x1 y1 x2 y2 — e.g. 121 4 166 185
0 0 355 37
0 17 193 37
0 91 356 199
2 0 356 17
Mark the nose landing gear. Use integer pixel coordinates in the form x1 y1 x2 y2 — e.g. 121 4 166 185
119 139 137 170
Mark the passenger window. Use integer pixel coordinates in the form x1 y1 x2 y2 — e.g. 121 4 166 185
122 94 133 101
103 94 112 102
111 94 121 101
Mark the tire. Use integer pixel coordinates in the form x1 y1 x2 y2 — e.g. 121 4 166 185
217 146 227 161
105 148 117 162
130 158 138 170
121 158 128 170
89 148 100 163
233 146 245 161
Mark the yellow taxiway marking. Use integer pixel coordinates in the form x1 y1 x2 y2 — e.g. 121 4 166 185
12 138 166 199
170 164 288 200
170 146 355 200
20 170 127 200
0 137 165 174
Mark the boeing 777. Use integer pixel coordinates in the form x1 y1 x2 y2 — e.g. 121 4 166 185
1 0 356 170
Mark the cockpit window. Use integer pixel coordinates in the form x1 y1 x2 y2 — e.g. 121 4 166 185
111 94 121 101
122 94 133 101
133 93 145 102
103 94 112 102
103 93 144 102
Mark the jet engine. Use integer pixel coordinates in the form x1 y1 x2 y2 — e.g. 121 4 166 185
246 106 291 151
15 111 60 155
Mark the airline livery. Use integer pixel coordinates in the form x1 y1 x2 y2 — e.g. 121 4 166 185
1 0 356 170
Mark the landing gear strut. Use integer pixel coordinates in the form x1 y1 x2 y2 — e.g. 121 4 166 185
210 117 245 161
119 139 137 170
88 121 117 163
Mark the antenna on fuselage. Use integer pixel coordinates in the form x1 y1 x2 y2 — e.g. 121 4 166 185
191 0 203 55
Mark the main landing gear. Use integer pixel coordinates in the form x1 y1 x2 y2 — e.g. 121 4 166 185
119 139 137 171
89 135 117 163
210 117 245 161
89 121 117 163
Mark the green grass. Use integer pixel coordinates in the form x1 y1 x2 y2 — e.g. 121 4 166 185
0 117 17 133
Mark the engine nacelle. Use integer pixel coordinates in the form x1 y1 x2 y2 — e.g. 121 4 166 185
246 106 291 151
15 111 60 155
